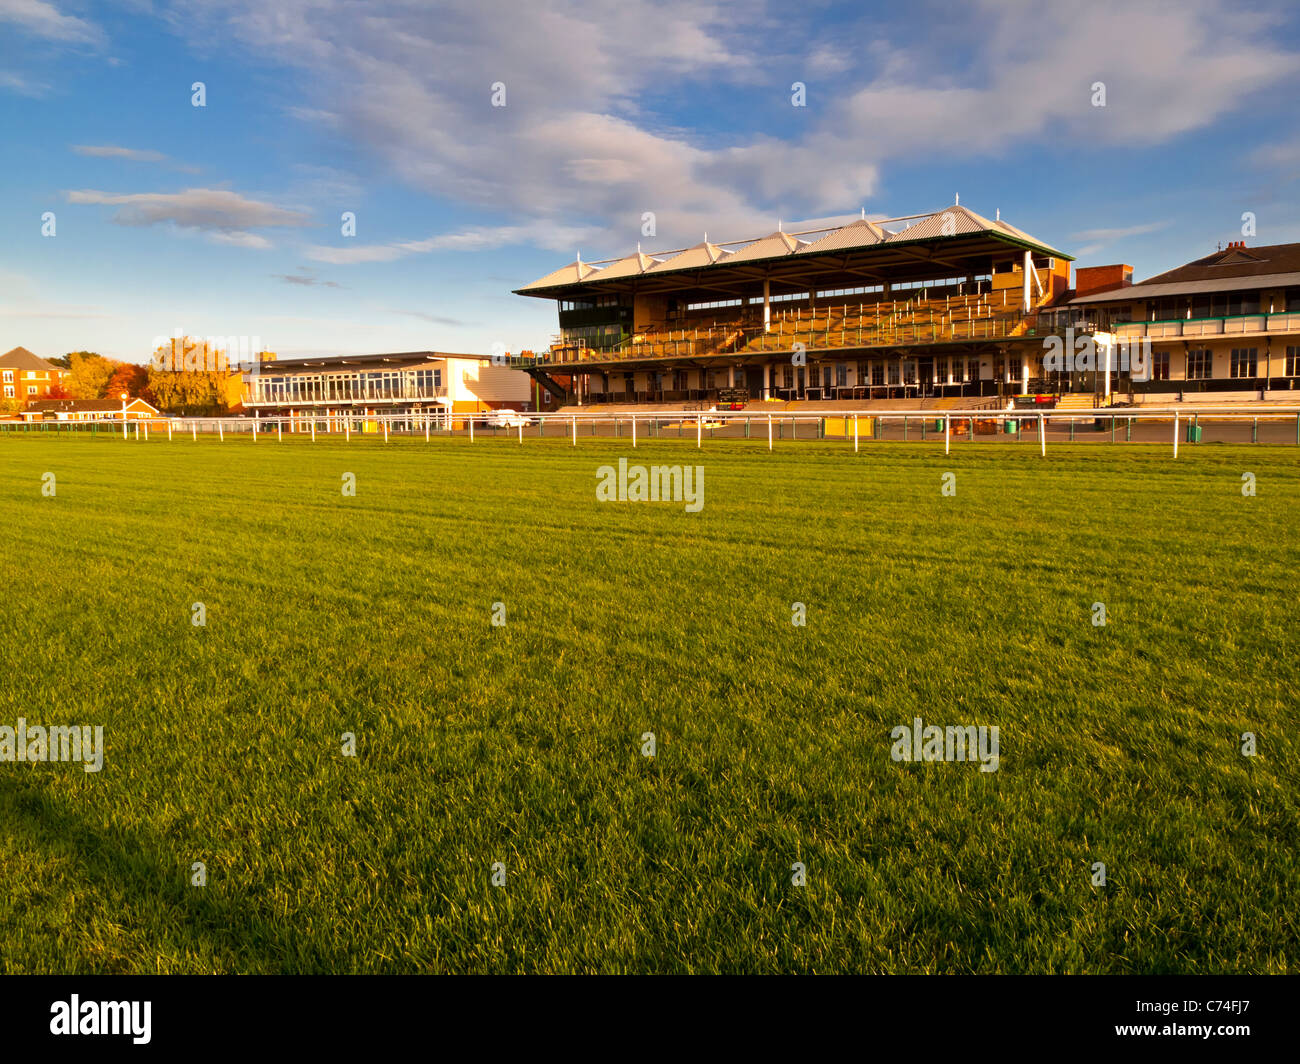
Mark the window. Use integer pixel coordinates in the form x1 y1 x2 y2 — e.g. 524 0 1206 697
835 364 847 387
1 370 11 382
1152 351 1170 381
887 362 901 386
3 386 12 398
27 385 37 395
705 369 716 390
1008 356 1022 380
872 363 885 386
1287 346 1300 377
782 365 794 389
1230 347 1257 378
1186 349 1212 379
685 298 742 311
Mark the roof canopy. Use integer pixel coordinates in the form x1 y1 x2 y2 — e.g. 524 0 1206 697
515 205 1072 300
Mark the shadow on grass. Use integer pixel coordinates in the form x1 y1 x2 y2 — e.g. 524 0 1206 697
1 775 279 974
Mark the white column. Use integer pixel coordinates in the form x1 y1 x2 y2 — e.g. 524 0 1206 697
763 279 771 333
1022 250 1032 313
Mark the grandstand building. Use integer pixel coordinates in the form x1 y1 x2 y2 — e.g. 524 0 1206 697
512 205 1080 405
1070 242 1300 401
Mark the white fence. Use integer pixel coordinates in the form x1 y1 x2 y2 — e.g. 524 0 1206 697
6 407 1300 456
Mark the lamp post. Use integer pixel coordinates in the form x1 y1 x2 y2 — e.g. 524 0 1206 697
120 392 129 438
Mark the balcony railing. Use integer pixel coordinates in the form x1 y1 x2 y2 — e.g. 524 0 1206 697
1114 312 1300 340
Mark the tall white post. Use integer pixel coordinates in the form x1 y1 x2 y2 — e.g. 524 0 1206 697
1022 249 1032 313
518 419 522 444
191 422 196 442
278 420 283 442
1173 411 1179 458
697 415 702 448
571 415 576 446
219 421 224 442
632 416 637 448
945 415 951 455
854 414 859 453
469 416 474 442
767 414 773 451
1039 413 1045 457
763 278 771 333
312 419 316 442
167 420 173 441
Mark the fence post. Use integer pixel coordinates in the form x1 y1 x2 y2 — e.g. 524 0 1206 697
768 414 773 451
1253 417 1258 444
312 419 317 442
1109 416 1114 443
279 420 283 442
168 420 173 441
854 414 859 453
518 419 523 444
192 422 197 442
426 416 430 443
697 415 702 449
1039 413 1045 457
218 421 223 442
945 415 950 455
572 416 576 446
470 416 474 442
903 416 907 441
632 416 637 448
1173 411 1179 458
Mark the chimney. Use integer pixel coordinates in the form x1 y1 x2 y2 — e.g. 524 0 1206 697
1074 264 1133 299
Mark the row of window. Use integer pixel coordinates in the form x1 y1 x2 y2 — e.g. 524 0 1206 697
559 294 624 312
2 370 54 382
3 385 41 397
1146 288 1300 321
253 369 442 400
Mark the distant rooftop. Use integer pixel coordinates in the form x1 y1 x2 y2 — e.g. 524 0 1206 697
1071 242 1300 304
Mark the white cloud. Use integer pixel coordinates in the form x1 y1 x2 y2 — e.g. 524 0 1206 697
66 187 311 248
162 0 1299 257
0 0 104 45
71 144 200 172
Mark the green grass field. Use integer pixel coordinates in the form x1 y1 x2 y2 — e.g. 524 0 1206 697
1 434 1297 973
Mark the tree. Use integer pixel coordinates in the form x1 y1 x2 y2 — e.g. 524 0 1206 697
47 354 72 369
105 363 153 403
66 352 117 399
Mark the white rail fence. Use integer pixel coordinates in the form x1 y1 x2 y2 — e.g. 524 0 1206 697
5 407 1300 456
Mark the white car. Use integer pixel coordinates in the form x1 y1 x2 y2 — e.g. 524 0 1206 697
485 409 534 428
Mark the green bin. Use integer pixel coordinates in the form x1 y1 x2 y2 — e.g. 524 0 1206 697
1185 424 1202 443
1004 419 1018 434
933 419 944 432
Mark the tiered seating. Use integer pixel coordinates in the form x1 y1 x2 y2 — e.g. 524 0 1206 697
546 291 1047 364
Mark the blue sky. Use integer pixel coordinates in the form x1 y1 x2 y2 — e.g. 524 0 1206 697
2 0 1299 362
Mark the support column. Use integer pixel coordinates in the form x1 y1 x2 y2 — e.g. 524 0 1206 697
1022 250 1032 313
763 278 771 333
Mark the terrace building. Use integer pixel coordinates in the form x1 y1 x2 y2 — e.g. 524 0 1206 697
1069 242 1300 401
240 351 530 418
512 205 1078 405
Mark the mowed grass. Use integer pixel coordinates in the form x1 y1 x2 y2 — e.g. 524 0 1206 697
0 432 1297 974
